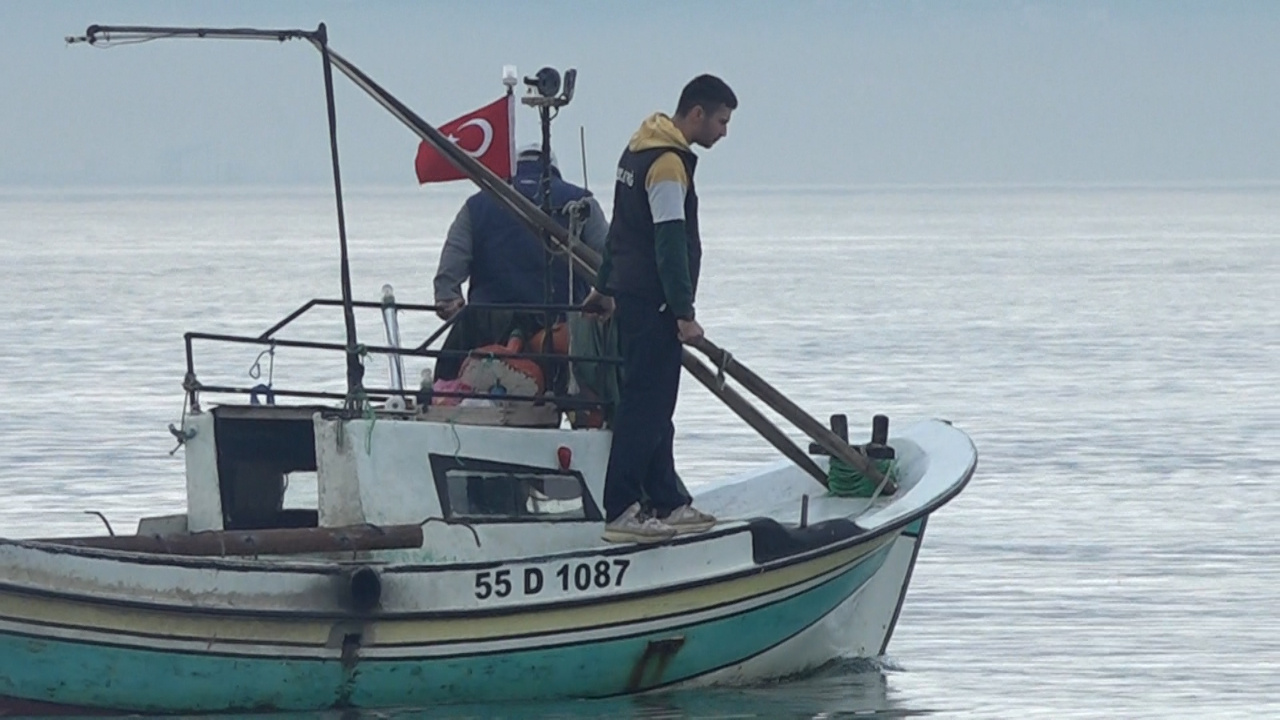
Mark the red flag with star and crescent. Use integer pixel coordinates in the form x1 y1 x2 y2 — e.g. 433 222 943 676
414 95 515 183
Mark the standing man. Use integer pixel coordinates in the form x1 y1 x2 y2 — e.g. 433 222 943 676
583 74 737 544
432 144 608 381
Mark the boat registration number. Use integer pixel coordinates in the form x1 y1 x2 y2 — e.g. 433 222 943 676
474 559 631 600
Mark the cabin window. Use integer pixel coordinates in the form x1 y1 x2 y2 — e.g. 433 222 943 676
213 407 321 530
429 455 602 522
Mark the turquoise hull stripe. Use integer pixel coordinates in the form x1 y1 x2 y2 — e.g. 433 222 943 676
0 543 891 713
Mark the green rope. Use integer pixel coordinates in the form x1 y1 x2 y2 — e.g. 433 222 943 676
363 399 377 454
827 456 897 498
449 419 464 465
338 344 375 454
342 387 376 455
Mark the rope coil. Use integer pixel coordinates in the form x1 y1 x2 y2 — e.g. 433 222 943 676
827 456 897 500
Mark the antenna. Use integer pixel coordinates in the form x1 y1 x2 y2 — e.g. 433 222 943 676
518 66 579 377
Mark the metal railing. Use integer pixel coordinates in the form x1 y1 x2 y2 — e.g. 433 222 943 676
182 299 619 415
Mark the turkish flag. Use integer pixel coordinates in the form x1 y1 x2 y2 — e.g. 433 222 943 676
415 95 515 184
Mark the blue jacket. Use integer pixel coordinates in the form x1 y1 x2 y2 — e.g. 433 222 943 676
463 160 593 306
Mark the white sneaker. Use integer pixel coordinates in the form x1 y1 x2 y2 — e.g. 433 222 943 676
603 503 676 544
662 504 717 534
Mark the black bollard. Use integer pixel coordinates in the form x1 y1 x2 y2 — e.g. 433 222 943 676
867 414 894 460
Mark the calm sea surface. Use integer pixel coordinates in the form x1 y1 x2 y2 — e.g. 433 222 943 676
0 185 1276 718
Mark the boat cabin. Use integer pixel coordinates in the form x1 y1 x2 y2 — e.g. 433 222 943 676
164 298 617 553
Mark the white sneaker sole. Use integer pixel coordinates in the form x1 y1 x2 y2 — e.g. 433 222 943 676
601 529 675 544
667 520 716 535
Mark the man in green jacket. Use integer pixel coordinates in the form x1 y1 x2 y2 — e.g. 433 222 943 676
582 74 737 543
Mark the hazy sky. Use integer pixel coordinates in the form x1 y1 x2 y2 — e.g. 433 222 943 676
3 1 1279 189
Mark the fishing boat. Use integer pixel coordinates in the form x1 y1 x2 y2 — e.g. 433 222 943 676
0 24 977 715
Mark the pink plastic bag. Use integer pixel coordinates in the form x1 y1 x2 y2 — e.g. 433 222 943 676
431 378 474 406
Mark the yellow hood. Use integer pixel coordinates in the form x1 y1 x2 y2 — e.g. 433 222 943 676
627 113 691 153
